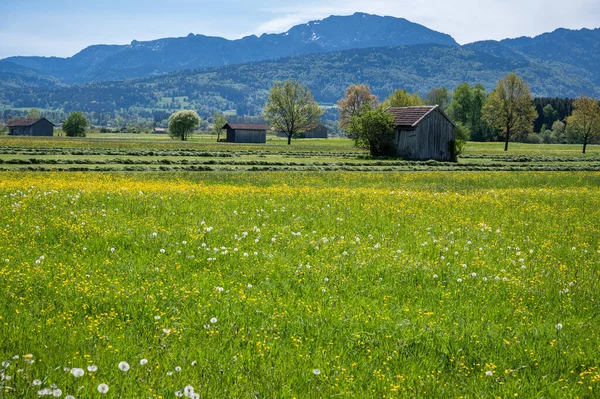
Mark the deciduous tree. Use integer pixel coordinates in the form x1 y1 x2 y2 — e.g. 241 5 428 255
424 87 450 111
263 80 323 145
337 84 378 130
566 96 600 153
383 89 423 108
212 112 227 141
168 110 201 141
26 108 41 119
62 112 88 137
483 73 537 151
347 107 395 157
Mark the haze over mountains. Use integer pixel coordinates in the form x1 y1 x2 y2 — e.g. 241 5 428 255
0 12 599 118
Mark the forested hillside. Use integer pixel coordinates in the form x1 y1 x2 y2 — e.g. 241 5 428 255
1 13 457 84
1 44 598 120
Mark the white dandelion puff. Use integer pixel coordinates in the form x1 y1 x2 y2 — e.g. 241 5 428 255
485 370 493 377
118 362 130 372
184 385 194 396
210 317 217 324
313 368 321 375
140 359 148 366
71 368 84 377
556 323 563 331
97 383 109 394
87 365 98 372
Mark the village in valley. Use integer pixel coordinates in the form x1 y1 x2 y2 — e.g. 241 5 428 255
0 2 600 398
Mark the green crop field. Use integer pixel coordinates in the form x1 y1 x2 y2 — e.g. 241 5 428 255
0 171 599 398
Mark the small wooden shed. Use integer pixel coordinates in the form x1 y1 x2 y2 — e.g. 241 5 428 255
388 106 455 161
302 125 328 139
222 123 268 144
8 118 55 136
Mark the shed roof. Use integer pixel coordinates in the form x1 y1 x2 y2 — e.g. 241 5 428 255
7 117 55 127
387 106 455 128
223 123 270 131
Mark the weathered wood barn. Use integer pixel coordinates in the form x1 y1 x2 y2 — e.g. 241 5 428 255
8 118 55 136
302 125 328 139
222 123 269 144
387 106 455 161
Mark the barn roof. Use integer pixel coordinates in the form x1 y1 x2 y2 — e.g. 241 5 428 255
7 117 55 127
223 123 270 131
387 106 455 128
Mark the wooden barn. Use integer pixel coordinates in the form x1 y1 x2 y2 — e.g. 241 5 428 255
301 125 328 139
387 106 455 161
222 123 269 144
8 118 55 137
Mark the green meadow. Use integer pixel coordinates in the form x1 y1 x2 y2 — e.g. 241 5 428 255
0 170 599 398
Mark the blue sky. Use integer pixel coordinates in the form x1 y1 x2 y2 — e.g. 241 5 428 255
1 0 599 58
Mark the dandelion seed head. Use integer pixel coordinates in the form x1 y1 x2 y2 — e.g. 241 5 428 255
97 383 109 394
71 368 84 377
313 368 321 375
118 361 130 372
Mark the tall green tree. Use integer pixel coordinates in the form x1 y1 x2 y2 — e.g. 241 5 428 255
337 84 378 130
448 83 472 125
566 96 600 153
347 107 396 157
469 84 491 141
483 73 537 151
263 80 323 145
212 112 227 141
383 89 423 108
168 110 201 141
62 112 88 137
542 104 559 130
424 87 450 111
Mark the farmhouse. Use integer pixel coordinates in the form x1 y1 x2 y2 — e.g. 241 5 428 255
222 123 269 144
153 127 167 134
8 118 55 137
388 106 455 161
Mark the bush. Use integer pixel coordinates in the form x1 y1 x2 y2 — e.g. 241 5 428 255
524 133 543 144
347 107 396 157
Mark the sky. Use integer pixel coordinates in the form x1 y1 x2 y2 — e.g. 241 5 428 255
1 0 599 59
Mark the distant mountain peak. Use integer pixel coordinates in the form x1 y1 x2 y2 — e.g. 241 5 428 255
0 13 459 84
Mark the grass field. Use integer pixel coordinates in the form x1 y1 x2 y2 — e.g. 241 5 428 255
0 171 599 398
1 136 599 172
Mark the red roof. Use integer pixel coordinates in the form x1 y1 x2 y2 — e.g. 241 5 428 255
7 118 55 127
223 123 270 131
387 106 455 128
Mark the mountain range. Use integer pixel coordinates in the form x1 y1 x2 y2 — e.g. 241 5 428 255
0 13 457 85
0 13 599 120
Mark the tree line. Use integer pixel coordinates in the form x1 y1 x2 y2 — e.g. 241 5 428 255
337 73 600 153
